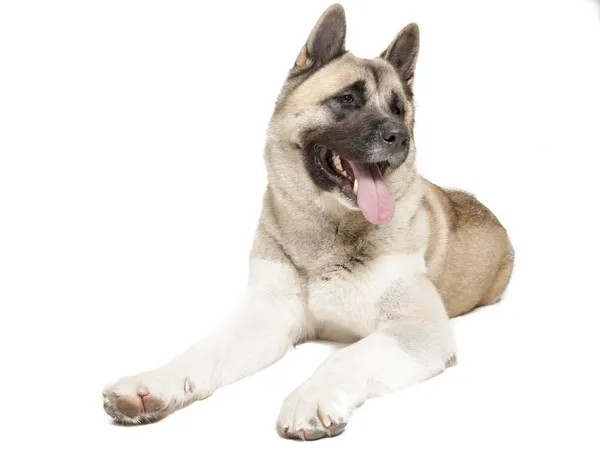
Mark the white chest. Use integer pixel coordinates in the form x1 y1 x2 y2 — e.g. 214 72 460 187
306 251 426 339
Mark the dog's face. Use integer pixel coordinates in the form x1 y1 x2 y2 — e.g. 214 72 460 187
267 4 420 225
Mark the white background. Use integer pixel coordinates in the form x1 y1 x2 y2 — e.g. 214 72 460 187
1 0 599 448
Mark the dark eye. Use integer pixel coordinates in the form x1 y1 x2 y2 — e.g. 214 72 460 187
337 94 354 104
391 104 403 115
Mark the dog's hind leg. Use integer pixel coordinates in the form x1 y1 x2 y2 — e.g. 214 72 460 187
103 259 306 424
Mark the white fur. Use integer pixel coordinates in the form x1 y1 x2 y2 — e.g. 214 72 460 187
277 330 443 438
104 259 305 418
104 254 454 435
308 251 427 338
278 267 455 438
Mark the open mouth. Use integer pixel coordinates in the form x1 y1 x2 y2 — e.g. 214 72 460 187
324 150 358 196
315 145 396 224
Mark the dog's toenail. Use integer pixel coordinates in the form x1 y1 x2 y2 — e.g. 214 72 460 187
184 377 194 393
137 386 149 396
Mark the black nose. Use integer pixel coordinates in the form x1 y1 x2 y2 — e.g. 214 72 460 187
380 123 410 149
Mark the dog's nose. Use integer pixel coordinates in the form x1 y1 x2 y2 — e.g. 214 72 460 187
380 123 410 149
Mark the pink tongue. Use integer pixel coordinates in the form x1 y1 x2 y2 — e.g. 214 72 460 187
348 162 395 224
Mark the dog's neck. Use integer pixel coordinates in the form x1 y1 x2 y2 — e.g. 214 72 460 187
265 166 423 237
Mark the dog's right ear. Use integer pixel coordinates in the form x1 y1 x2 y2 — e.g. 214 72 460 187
291 4 347 76
381 23 420 95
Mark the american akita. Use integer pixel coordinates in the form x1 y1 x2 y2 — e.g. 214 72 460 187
103 3 514 440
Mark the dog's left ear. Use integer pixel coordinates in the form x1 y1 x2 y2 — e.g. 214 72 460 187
381 23 420 93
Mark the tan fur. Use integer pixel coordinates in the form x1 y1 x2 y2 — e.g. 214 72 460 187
252 176 513 333
423 181 514 317
254 6 514 330
294 45 312 72
102 5 514 436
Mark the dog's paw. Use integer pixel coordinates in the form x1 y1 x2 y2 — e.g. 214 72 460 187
102 371 196 424
277 382 351 440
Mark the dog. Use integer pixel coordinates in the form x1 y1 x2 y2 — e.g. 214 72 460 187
102 3 514 440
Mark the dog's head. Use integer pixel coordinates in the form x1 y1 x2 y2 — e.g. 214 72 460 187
266 3 420 225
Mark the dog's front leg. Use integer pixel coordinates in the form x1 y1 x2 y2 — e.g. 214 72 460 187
277 274 456 440
103 259 306 424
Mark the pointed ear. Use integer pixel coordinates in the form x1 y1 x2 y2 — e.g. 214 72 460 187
381 23 420 92
291 4 347 76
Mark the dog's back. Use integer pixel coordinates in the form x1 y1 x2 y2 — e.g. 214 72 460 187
423 179 515 317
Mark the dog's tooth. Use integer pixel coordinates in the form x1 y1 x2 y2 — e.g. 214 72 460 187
353 179 358 194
